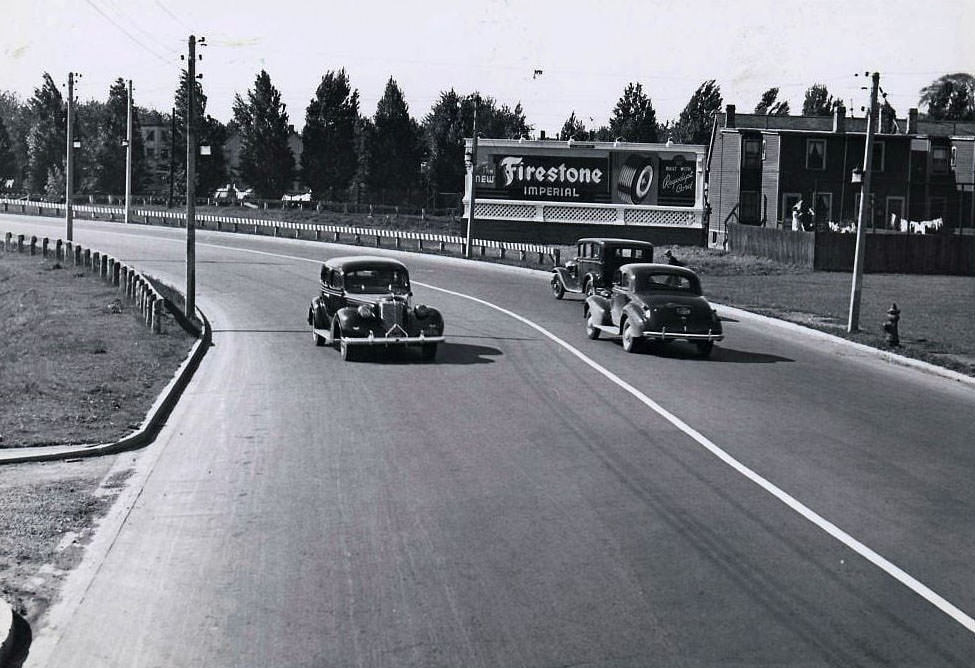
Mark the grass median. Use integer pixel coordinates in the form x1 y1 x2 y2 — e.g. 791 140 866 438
0 249 196 624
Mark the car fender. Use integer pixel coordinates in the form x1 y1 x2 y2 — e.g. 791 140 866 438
584 295 612 326
621 302 648 332
309 297 329 327
551 267 579 292
334 305 373 335
411 304 444 332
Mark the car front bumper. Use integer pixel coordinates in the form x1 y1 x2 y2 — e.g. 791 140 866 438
342 333 445 346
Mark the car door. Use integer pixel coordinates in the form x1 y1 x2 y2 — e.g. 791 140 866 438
576 243 600 287
610 270 629 326
323 269 345 318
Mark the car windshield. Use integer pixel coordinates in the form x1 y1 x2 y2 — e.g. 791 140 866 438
344 267 410 294
634 272 696 292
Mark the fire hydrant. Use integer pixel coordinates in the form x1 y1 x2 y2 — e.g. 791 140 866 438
883 303 900 347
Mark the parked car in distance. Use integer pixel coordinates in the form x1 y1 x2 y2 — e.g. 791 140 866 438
551 238 655 299
584 263 723 357
307 256 445 361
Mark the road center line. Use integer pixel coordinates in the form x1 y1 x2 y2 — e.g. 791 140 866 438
120 235 975 635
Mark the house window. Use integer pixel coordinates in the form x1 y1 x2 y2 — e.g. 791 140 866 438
740 191 761 223
742 136 762 168
813 192 832 226
932 146 950 174
871 141 885 172
806 138 826 170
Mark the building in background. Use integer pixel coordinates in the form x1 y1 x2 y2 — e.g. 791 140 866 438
707 105 975 246
140 109 171 195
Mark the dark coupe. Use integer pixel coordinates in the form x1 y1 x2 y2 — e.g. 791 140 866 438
551 237 655 299
584 263 723 357
307 256 445 361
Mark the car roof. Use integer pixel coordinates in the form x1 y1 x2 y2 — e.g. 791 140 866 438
576 237 655 248
323 255 409 272
619 262 699 278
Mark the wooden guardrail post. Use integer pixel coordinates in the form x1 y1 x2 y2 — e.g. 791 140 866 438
16 234 25 252
119 266 128 293
55 239 63 261
29 236 37 255
84 248 92 269
152 297 164 334
42 238 49 257
4 232 11 251
91 251 100 274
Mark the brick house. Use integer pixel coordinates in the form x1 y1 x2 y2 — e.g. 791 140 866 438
706 105 975 246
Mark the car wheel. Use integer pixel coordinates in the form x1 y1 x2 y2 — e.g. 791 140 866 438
339 338 356 361
313 328 325 347
585 316 600 340
696 341 714 358
621 322 642 353
551 277 565 300
421 343 438 361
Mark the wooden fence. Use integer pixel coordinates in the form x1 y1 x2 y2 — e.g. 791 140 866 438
727 222 975 275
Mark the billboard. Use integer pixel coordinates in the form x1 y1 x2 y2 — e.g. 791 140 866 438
473 145 700 208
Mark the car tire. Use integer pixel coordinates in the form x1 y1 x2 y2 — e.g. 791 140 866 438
621 322 642 353
585 316 600 340
551 277 565 300
421 343 438 361
696 341 714 358
339 338 356 362
313 328 325 347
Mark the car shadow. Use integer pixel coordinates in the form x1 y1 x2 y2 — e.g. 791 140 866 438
359 342 503 365
625 342 793 364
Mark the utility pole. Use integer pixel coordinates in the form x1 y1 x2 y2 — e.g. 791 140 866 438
125 79 133 224
847 72 879 333
464 98 479 259
167 106 175 209
65 72 76 241
185 35 197 319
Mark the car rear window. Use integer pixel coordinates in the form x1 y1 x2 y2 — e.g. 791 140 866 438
344 268 410 294
613 247 651 259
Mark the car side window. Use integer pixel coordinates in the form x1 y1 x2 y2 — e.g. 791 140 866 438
613 270 623 287
577 244 585 258
332 271 343 290
592 245 601 259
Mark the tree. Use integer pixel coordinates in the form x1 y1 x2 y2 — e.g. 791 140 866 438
301 69 360 199
172 69 228 196
232 70 294 198
0 117 15 183
88 79 146 195
368 77 422 199
754 87 790 115
421 90 533 206
26 73 66 193
672 80 722 144
559 111 589 141
919 73 975 121
0 91 30 185
609 82 658 142
802 84 834 116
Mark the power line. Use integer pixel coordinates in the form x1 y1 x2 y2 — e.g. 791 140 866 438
81 0 174 65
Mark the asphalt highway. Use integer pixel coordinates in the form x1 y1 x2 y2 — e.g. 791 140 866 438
4 214 974 667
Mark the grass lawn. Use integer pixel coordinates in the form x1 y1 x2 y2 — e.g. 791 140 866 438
0 250 195 623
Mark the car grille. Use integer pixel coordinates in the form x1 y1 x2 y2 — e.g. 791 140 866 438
379 299 406 331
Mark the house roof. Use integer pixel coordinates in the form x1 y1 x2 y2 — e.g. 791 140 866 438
715 112 974 138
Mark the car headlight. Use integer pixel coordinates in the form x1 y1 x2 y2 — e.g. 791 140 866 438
357 304 373 318
414 304 430 319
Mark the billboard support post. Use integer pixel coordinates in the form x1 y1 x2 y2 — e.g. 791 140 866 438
465 101 479 259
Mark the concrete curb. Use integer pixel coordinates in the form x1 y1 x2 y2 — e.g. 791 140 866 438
0 307 211 465
712 302 975 390
0 597 13 667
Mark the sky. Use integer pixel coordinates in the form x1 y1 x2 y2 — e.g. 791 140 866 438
3 0 973 135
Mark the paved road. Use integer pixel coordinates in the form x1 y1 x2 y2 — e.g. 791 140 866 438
4 215 974 667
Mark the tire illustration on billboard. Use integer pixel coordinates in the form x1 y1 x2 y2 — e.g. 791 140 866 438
617 155 655 204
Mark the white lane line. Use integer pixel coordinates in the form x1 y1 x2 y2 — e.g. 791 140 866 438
55 232 975 636
413 283 975 637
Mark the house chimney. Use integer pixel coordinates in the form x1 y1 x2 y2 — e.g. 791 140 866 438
832 105 846 133
879 105 895 134
907 108 918 135
725 104 736 128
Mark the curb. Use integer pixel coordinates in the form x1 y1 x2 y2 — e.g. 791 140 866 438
0 307 211 465
712 302 975 390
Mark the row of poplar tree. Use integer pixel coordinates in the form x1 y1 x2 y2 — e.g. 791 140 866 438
0 71 971 209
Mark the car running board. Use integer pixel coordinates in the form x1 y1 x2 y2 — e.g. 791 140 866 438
593 323 620 337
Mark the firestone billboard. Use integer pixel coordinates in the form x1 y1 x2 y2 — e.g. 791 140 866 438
473 145 699 208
